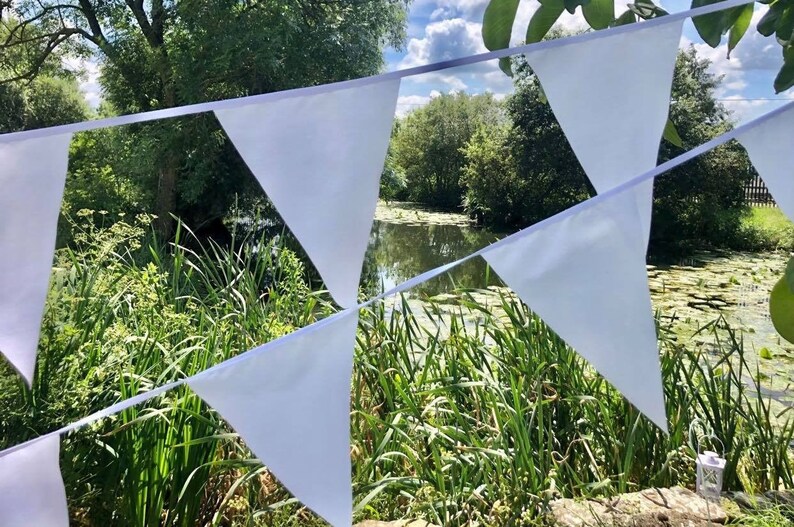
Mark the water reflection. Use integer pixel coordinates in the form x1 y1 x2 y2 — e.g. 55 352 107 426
362 219 504 297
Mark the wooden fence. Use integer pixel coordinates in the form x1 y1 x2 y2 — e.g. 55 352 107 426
745 175 776 207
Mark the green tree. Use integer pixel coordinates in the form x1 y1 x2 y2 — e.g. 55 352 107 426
462 47 752 254
1 0 409 236
391 92 504 209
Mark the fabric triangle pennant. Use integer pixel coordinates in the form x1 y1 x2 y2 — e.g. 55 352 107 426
188 311 359 527
523 20 684 244
216 80 400 308
482 186 667 431
0 133 72 385
0 436 69 527
737 105 794 221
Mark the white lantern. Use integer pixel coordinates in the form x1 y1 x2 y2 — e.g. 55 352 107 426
696 450 726 500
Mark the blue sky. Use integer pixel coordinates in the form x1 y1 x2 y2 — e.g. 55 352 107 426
386 0 792 124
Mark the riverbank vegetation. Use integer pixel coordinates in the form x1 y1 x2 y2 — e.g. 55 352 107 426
1 216 792 526
387 48 777 257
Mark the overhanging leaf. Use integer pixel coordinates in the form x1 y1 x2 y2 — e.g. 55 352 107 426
663 117 683 147
775 44 794 92
582 0 615 29
483 0 521 51
691 0 729 47
499 56 514 77
526 0 566 43
785 255 794 293
728 4 754 57
770 276 794 344
613 8 637 25
628 0 668 19
758 3 782 36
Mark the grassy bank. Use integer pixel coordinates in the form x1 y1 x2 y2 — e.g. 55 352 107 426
738 207 794 252
1 214 793 526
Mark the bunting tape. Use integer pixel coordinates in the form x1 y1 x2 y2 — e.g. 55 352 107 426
1 94 791 459
0 0 756 145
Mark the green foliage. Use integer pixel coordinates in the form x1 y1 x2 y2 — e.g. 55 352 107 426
391 92 504 209
0 212 331 526
1 213 792 525
462 48 752 255
2 0 411 234
480 0 793 95
0 76 89 133
651 47 753 254
737 207 794 251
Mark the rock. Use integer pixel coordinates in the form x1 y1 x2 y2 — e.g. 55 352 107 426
550 487 727 527
355 522 440 527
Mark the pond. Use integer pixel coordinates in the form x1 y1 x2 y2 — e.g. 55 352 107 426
365 201 794 409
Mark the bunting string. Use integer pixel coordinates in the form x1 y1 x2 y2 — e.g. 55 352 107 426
0 0 755 145
1 94 791 460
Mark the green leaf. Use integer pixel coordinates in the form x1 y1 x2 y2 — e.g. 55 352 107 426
727 4 753 57
628 0 668 19
526 0 566 43
774 45 794 92
757 4 782 37
582 0 615 29
770 276 794 344
663 117 683 147
691 0 728 47
563 0 585 15
499 56 514 77
613 8 637 25
483 0 521 51
785 256 794 293
776 5 794 42
760 347 773 359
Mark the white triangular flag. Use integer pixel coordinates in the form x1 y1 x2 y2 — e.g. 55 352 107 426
0 133 72 385
0 436 69 527
737 105 794 221
188 311 359 527
216 80 400 308
524 20 684 244
482 186 667 431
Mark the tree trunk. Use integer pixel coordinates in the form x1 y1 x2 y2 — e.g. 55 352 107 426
154 153 178 239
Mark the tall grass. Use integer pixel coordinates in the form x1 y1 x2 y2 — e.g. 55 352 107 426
0 214 792 526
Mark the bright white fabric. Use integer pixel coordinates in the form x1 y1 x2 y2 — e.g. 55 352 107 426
188 311 360 527
523 19 683 246
0 134 72 385
0 435 68 527
737 105 794 222
215 80 400 308
482 185 667 431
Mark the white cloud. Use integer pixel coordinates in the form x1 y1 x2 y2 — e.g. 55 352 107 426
400 18 487 68
63 56 102 108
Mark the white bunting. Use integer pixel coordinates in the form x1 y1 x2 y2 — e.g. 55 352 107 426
0 436 69 527
216 80 400 308
737 105 794 222
482 186 667 431
523 19 684 245
188 311 359 527
0 133 72 385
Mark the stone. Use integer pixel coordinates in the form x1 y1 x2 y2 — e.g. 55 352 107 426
355 522 440 527
550 487 727 527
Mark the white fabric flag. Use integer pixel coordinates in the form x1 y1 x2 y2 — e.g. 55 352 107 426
523 20 684 245
216 80 400 308
0 133 72 385
737 105 794 221
482 186 667 431
0 436 69 527
188 311 359 527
